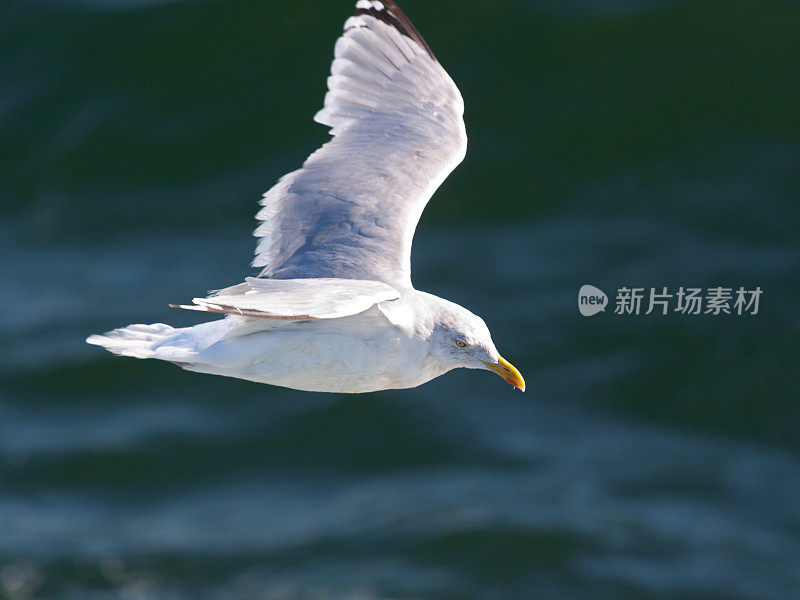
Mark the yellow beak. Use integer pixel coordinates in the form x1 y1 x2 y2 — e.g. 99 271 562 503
483 356 525 392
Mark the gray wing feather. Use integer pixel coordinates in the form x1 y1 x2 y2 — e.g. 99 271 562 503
173 277 400 320
252 0 467 289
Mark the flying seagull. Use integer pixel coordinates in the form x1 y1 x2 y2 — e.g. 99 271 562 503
87 0 525 393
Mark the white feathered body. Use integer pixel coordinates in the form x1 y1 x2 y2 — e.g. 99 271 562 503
89 291 454 393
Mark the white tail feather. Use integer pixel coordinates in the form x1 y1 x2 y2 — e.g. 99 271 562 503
86 323 178 360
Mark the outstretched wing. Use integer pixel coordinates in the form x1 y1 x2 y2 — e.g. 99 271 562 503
253 0 467 289
171 277 400 320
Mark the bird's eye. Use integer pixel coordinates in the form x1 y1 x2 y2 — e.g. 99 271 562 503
455 340 467 348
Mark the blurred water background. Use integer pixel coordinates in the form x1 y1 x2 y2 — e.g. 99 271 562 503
2 0 800 598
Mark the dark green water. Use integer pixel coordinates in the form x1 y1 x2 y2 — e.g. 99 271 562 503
2 1 799 598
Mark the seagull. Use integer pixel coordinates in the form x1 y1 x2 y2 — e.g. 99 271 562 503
87 0 525 393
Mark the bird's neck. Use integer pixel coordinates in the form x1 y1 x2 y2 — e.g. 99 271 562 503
377 289 444 337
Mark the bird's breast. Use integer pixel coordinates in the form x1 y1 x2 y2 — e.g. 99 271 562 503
196 314 438 393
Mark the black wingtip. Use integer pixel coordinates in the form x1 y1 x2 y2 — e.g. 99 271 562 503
354 0 437 62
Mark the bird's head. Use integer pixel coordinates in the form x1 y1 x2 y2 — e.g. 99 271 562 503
427 299 525 392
